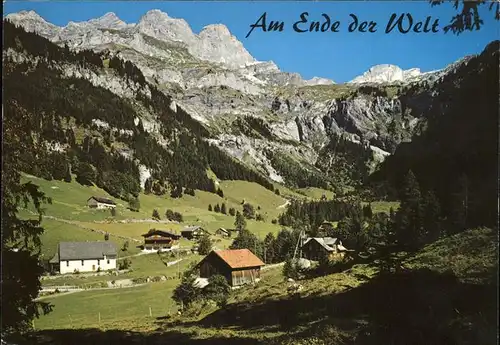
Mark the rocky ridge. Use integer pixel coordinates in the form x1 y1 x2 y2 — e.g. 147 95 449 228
4 9 472 187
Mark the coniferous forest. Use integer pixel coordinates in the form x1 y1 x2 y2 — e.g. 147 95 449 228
3 21 277 202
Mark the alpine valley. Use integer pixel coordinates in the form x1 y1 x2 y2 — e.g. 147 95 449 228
2 8 498 344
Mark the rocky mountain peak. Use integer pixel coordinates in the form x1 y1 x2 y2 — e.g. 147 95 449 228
88 12 128 29
199 24 232 37
5 10 61 38
137 9 196 45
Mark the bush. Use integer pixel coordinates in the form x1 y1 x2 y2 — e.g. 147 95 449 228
128 197 140 212
119 258 131 270
242 203 255 219
172 268 202 309
172 212 183 222
282 257 300 280
165 209 174 220
203 274 231 308
198 234 212 255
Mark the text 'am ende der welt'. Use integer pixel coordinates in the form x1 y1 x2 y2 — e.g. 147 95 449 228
245 12 440 38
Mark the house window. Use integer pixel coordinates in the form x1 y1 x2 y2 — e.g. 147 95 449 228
81 260 84 266
97 260 100 265
107 259 110 264
66 261 69 267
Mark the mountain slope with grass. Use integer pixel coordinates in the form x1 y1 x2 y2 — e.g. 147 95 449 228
27 227 497 344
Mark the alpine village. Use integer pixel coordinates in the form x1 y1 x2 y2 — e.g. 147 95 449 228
2 4 498 345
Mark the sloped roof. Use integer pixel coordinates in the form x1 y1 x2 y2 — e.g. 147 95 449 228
182 226 211 234
49 251 59 264
182 226 201 232
58 241 117 260
213 249 265 269
302 237 339 252
87 196 116 205
142 229 180 239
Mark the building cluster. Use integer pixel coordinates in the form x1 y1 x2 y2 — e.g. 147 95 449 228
49 195 352 288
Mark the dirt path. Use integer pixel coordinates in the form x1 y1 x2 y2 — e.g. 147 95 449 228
277 199 291 209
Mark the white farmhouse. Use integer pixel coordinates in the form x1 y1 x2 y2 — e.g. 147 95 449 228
49 241 117 274
87 196 116 209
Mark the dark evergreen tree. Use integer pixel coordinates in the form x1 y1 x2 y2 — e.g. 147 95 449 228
221 203 227 215
216 188 224 197
263 233 277 264
234 211 247 231
75 161 95 186
214 204 221 213
229 207 236 216
242 203 255 219
208 204 213 212
63 165 72 182
128 197 140 212
165 209 174 221
395 170 424 249
152 209 160 220
198 234 212 255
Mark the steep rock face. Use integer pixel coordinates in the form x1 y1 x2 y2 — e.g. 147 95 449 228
4 10 475 188
196 24 255 68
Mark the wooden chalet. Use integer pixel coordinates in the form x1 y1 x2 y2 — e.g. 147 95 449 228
87 196 116 209
196 249 265 287
301 237 351 261
142 229 181 251
215 227 231 237
181 226 210 240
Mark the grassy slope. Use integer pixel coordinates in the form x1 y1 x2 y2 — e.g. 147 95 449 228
296 187 335 200
37 218 139 260
21 174 284 253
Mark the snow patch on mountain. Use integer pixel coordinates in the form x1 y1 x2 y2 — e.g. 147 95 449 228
350 64 423 84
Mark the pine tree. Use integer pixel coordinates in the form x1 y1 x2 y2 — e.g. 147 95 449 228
421 190 442 242
198 234 212 255
395 170 424 249
263 233 276 264
208 204 213 212
214 204 221 213
64 165 72 182
229 207 236 216
448 173 469 234
152 209 160 220
234 211 247 231
216 188 224 197
221 203 227 214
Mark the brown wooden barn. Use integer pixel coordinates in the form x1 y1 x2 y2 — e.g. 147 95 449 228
196 249 265 287
141 229 181 250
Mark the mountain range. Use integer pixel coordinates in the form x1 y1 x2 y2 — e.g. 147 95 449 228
3 10 496 205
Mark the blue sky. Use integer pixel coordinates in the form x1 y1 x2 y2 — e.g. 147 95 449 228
4 1 499 83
